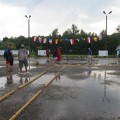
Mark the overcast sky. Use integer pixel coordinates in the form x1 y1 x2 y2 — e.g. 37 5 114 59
0 0 119 40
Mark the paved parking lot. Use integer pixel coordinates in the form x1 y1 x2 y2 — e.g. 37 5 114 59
0 58 120 120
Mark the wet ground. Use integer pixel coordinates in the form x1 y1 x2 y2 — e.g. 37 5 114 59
0 57 120 120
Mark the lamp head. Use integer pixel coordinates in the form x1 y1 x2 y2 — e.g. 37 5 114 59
25 15 28 18
108 11 112 14
103 11 106 14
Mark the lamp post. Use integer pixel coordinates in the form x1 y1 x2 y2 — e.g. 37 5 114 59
25 15 31 69
103 11 112 35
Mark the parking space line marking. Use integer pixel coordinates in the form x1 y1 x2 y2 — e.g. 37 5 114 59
9 65 67 120
19 65 54 89
45 65 66 87
0 90 15 102
9 90 42 120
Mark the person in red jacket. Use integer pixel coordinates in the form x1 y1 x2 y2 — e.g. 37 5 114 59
57 46 62 63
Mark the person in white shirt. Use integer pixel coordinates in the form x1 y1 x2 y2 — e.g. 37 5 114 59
18 44 28 73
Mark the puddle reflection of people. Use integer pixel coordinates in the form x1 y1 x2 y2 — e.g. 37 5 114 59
102 70 110 103
7 73 13 84
88 71 91 75
56 75 61 80
25 77 28 83
20 77 29 84
20 76 23 84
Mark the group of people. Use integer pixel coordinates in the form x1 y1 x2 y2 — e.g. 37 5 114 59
4 44 62 74
46 46 62 64
46 46 92 63
4 43 92 74
4 44 28 74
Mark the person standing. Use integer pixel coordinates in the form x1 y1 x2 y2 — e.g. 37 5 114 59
4 44 14 72
57 46 62 63
53 48 58 63
18 44 28 73
46 47 50 62
117 49 120 62
87 48 92 63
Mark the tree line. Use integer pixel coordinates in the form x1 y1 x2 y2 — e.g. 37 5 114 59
0 24 120 56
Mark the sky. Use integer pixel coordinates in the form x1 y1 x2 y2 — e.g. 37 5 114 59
0 0 120 40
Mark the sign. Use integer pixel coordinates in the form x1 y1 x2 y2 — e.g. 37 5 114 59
98 50 108 56
38 50 46 56
12 50 18 55
0 50 18 55
0 50 29 55
117 50 119 56
0 50 4 55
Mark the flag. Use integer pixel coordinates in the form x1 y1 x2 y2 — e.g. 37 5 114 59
55 39 58 44
70 39 75 45
93 37 97 42
38 37 42 43
80 38 85 41
65 39 70 42
43 38 47 43
76 39 79 42
60 39 63 42
85 37 91 43
85 37 89 43
33 36 37 42
49 39 52 44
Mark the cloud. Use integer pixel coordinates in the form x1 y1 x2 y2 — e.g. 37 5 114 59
0 2 28 39
0 0 120 40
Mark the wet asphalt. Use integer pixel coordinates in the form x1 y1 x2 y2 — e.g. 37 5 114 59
0 57 120 120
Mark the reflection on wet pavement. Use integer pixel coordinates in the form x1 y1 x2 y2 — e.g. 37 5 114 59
16 67 120 120
0 59 120 120
0 73 31 97
0 65 36 89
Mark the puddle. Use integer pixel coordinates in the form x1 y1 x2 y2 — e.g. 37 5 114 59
0 66 5 68
0 73 30 96
0 65 40 96
94 58 116 65
40 70 120 119
22 65 37 70
1 67 120 119
29 73 56 88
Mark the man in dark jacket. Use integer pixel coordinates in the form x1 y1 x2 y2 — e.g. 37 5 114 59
4 44 13 72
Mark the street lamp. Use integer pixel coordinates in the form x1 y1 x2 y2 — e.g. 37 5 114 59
103 11 112 35
25 15 31 69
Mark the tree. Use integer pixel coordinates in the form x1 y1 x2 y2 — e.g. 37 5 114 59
62 29 72 38
100 30 106 37
51 28 59 37
71 24 79 35
116 25 120 33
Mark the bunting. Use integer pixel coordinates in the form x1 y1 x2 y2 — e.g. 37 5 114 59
49 39 52 44
85 37 91 43
38 37 42 43
55 39 58 44
70 39 75 45
33 36 37 42
32 35 103 44
93 37 97 42
43 38 47 43
76 39 79 42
